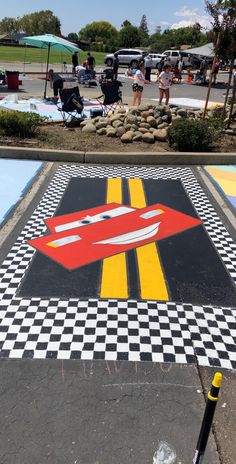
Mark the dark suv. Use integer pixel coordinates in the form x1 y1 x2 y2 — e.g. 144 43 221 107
104 49 146 67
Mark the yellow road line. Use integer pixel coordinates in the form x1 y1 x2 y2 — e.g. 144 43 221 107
128 178 169 301
100 178 128 299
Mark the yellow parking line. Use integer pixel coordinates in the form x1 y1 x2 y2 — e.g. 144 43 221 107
100 178 128 299
128 178 169 301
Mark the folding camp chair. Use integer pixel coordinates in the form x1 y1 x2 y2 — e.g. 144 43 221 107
96 80 123 115
58 86 84 126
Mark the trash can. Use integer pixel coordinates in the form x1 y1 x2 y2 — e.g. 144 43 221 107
6 71 19 90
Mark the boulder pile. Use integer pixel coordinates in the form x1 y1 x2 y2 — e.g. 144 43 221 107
81 104 204 144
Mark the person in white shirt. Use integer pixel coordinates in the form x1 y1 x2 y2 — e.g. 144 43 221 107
132 64 150 106
157 64 173 105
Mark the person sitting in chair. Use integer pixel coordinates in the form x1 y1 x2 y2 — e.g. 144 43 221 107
48 69 64 100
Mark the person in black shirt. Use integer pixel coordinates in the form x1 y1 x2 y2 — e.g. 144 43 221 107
87 52 96 71
113 55 119 80
48 69 64 99
72 52 79 75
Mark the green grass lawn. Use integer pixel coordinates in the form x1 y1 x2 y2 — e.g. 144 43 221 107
0 46 105 66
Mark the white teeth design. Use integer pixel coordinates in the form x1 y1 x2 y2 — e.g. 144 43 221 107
95 222 161 245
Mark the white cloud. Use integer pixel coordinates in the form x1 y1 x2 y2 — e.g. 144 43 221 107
174 7 199 18
170 7 211 30
160 21 170 26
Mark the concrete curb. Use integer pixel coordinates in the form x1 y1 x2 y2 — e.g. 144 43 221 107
0 145 236 164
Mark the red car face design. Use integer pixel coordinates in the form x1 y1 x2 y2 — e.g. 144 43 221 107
28 202 202 270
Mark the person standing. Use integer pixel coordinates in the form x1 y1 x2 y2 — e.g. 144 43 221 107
113 55 119 80
212 56 220 85
87 52 96 71
132 64 150 106
144 53 153 82
72 51 78 75
157 64 172 105
48 69 64 100
200 57 208 83
177 56 184 83
157 56 165 75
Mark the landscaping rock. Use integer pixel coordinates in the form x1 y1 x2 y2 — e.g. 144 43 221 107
158 122 169 129
126 115 138 125
142 132 155 143
124 124 132 131
162 115 171 123
117 108 127 113
106 127 117 137
146 116 157 127
112 120 123 128
148 109 154 116
141 111 150 118
133 131 143 141
110 114 123 123
96 121 109 129
177 109 188 118
153 128 168 142
82 124 96 133
138 104 150 112
140 122 151 129
116 126 126 137
139 127 149 134
121 131 134 143
97 128 107 135
156 117 163 126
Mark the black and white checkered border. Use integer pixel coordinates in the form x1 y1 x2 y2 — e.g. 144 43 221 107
0 165 235 368
0 299 235 369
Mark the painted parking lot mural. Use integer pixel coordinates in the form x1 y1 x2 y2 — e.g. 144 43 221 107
0 165 235 368
0 159 43 225
205 166 236 210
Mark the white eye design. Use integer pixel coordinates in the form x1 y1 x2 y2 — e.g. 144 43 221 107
141 209 164 219
47 235 81 248
55 206 135 233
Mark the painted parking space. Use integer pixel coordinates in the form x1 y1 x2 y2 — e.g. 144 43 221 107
0 164 235 368
0 159 43 225
205 166 236 210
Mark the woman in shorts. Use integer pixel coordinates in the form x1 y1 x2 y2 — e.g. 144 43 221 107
157 63 172 105
132 64 150 106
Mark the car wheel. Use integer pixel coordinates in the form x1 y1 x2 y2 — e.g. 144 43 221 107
130 60 138 67
106 58 113 67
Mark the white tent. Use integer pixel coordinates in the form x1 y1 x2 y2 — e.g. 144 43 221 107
186 43 215 58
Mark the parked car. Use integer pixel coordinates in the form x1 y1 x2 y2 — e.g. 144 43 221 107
104 49 146 67
148 53 166 68
163 50 188 66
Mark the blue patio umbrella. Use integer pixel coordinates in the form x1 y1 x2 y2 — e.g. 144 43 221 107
20 34 81 98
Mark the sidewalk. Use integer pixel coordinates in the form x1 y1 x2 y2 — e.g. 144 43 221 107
0 359 221 464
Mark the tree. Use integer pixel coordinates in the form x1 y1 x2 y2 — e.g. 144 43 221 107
139 14 149 37
0 17 21 34
119 23 142 48
67 32 78 43
149 25 207 52
204 0 236 117
78 21 118 49
121 20 132 28
20 10 61 35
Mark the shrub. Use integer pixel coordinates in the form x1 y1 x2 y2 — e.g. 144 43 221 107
168 118 221 152
0 110 44 138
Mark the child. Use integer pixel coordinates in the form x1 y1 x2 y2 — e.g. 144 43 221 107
157 64 172 105
132 64 150 106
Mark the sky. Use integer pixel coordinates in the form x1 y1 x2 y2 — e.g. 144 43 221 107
0 0 212 34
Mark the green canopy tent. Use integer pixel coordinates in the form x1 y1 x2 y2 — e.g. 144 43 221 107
20 34 81 98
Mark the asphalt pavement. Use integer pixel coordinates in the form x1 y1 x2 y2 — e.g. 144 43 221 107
0 161 235 464
0 67 231 106
0 62 235 463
